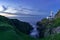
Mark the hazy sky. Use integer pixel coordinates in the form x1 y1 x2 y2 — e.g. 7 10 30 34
0 0 60 16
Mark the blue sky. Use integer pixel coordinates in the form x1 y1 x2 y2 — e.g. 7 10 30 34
0 0 60 16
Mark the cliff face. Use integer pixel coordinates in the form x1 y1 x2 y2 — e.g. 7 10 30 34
36 10 60 38
10 19 33 34
55 10 60 18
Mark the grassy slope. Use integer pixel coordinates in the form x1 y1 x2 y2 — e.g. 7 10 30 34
0 16 35 40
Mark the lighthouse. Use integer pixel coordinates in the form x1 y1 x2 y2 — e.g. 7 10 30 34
50 11 54 18
46 11 54 19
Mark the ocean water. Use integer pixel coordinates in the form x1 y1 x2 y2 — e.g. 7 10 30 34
0 12 48 25
18 17 41 25
9 15 47 26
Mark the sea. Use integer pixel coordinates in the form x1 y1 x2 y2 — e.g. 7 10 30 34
9 15 48 26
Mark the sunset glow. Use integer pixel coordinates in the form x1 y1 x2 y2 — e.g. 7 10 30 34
0 13 17 17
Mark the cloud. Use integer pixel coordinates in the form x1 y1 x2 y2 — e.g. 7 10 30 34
17 8 32 14
3 6 32 14
0 13 17 17
0 5 48 18
2 5 47 15
15 8 48 16
0 5 4 11
4 7 18 13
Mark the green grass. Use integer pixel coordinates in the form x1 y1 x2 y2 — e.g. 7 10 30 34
0 22 35 40
0 16 35 40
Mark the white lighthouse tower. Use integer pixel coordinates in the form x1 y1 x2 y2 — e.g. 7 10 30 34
46 11 54 19
50 11 54 18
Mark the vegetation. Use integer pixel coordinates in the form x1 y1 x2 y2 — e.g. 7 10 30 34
39 33 60 40
55 10 60 18
0 15 35 40
1 10 60 40
10 19 33 34
36 10 60 40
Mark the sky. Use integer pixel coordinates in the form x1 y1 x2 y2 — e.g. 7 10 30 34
0 0 60 17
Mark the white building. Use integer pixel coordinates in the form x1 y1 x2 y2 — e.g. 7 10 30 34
46 11 54 20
